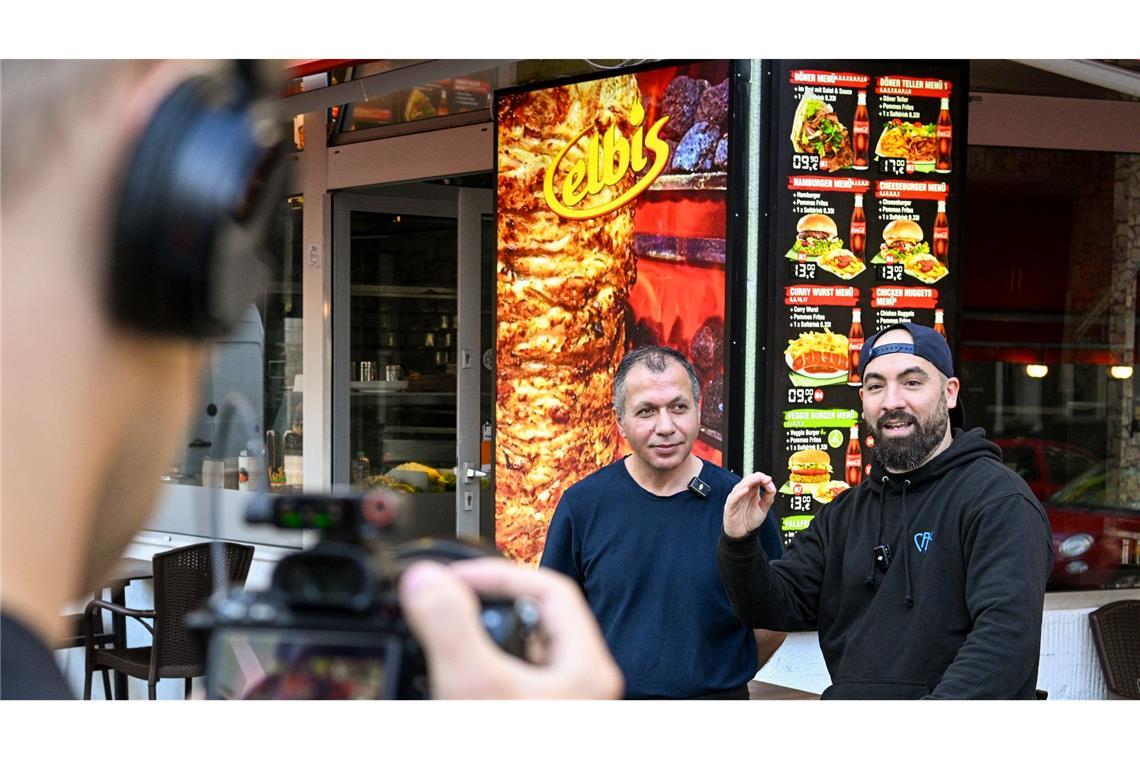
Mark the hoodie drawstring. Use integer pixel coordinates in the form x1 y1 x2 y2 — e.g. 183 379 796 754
865 477 890 587
866 476 916 609
901 479 914 608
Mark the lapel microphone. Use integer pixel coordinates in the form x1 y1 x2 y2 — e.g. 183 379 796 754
873 544 893 572
688 477 711 499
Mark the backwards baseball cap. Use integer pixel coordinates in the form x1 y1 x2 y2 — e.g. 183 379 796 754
859 321 965 429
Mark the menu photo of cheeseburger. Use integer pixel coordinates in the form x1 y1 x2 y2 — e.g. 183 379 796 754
870 219 947 284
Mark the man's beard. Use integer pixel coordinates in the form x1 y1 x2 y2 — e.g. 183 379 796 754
871 396 949 472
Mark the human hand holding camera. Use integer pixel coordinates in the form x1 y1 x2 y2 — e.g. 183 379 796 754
399 558 623 699
723 471 777 539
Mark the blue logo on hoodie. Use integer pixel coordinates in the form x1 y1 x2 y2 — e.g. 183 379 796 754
914 531 934 553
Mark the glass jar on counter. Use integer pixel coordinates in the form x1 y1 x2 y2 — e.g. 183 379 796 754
351 450 372 485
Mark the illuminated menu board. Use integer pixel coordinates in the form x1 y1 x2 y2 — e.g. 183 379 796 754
495 61 736 565
766 60 967 544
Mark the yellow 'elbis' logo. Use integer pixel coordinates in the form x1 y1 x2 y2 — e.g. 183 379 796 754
543 102 670 220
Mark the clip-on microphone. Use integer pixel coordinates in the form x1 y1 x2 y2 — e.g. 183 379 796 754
688 477 711 499
873 544 893 573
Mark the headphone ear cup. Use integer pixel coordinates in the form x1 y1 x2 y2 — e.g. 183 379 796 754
110 74 285 338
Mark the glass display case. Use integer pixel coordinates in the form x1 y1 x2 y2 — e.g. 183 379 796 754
337 196 460 541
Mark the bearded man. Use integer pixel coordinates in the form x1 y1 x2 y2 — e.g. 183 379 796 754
716 322 1053 699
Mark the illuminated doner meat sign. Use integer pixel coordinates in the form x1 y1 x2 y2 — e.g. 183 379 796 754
496 64 732 567
543 101 671 220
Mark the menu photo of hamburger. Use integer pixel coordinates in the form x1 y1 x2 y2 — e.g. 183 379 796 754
784 328 849 384
875 119 937 171
786 213 843 261
790 96 854 173
779 449 833 497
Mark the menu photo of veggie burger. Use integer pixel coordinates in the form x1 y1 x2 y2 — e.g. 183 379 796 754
779 448 833 497
784 328 849 385
875 118 937 171
790 95 854 173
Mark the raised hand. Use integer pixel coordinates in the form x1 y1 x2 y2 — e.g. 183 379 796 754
723 471 777 539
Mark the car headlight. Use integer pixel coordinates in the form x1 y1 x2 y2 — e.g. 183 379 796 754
1059 533 1094 558
1066 560 1090 575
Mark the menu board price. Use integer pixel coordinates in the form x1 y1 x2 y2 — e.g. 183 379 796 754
788 495 814 512
792 155 822 172
879 157 909 175
787 388 825 405
791 262 818 279
876 264 905 281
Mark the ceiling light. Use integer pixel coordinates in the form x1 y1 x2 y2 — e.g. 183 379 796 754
1109 365 1134 380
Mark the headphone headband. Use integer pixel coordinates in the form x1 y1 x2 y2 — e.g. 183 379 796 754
110 67 288 338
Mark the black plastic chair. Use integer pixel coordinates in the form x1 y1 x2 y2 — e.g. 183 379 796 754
1088 599 1140 700
57 600 113 698
82 542 254 700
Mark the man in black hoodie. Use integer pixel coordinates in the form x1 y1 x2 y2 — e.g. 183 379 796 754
718 322 1053 699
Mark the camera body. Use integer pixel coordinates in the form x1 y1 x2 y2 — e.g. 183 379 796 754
190 493 537 699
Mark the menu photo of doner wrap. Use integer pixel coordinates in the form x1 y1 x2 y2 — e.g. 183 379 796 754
495 61 734 565
767 61 964 544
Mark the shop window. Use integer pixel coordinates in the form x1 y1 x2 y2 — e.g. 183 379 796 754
337 63 497 133
163 195 304 492
962 146 1140 592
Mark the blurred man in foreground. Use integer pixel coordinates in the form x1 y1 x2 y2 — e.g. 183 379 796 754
0 59 620 700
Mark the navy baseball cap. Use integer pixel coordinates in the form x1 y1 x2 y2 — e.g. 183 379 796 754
859 321 965 428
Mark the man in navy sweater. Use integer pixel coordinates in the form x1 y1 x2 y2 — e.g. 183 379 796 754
541 346 786 699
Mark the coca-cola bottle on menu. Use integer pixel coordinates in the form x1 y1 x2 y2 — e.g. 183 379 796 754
847 307 864 386
933 200 950 265
845 425 863 486
850 193 866 261
934 308 947 341
853 90 870 170
935 97 952 173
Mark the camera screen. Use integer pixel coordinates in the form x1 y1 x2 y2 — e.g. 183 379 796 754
206 628 398 699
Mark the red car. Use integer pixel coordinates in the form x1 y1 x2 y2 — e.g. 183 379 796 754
995 438 1140 591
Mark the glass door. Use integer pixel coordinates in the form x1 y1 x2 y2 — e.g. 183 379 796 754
332 183 493 540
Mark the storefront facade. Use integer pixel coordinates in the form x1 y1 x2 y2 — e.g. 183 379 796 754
97 58 1140 699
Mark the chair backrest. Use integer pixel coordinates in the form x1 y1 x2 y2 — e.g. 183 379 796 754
1088 599 1140 700
151 542 254 670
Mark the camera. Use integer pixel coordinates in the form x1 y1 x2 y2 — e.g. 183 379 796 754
189 492 539 699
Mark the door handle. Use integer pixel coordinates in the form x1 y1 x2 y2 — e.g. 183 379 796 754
462 462 488 484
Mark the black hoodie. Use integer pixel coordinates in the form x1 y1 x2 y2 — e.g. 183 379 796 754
717 428 1053 699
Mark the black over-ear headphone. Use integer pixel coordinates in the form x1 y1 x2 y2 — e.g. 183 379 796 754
110 63 289 339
